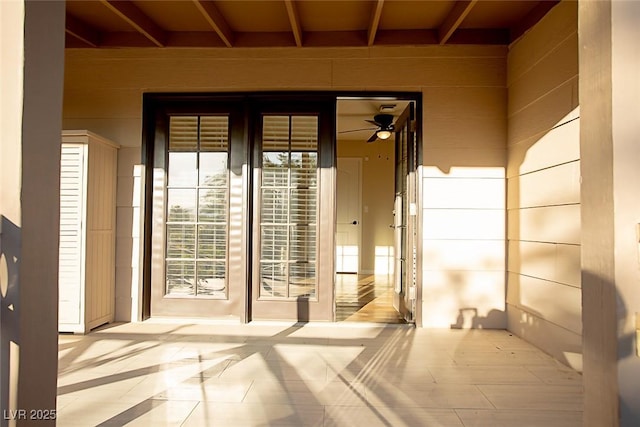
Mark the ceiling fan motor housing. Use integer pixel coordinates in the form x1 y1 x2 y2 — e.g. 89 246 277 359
374 114 394 129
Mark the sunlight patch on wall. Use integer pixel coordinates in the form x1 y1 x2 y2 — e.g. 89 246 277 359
374 246 394 275
336 245 358 273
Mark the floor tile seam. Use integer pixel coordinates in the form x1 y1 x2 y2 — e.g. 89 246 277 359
239 380 258 404
324 406 464 427
427 371 548 385
324 400 498 410
473 387 584 412
363 382 472 408
57 372 149 399
452 408 467 427
428 379 548 386
523 364 560 384
453 407 584 425
94 399 200 426
476 384 585 392
450 361 559 368
120 362 230 398
522 364 583 385
474 384 498 411
426 363 542 370
475 403 585 412
455 408 585 413
58 378 144 401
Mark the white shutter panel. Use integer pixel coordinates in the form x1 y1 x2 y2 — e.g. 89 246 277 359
58 143 86 325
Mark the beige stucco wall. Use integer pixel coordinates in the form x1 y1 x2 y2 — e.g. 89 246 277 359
63 44 507 327
506 0 581 370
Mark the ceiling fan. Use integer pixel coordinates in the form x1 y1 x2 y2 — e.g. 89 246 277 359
339 113 395 143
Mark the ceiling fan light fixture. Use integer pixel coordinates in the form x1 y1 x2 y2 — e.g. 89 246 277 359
376 129 392 140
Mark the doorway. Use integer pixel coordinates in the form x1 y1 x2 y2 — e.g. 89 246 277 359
335 98 418 324
142 93 420 324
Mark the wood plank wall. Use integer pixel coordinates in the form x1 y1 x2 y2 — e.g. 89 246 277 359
506 0 581 370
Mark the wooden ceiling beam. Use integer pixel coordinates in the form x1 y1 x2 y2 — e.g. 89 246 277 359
284 0 303 47
66 13 100 47
193 0 235 47
367 0 385 46
438 0 478 45
100 0 166 47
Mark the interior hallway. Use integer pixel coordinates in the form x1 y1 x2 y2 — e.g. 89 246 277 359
335 274 405 323
57 322 583 426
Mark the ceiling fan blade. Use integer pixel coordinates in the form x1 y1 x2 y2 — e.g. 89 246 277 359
338 127 377 134
366 132 378 143
365 119 381 126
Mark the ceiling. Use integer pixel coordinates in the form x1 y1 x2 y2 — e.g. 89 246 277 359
64 1 560 143
337 98 412 143
65 0 559 49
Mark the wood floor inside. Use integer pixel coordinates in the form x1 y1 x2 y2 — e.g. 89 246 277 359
335 274 405 323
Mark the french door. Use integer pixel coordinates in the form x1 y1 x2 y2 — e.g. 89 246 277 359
146 96 334 321
145 94 417 323
393 103 418 322
149 101 248 319
251 101 335 321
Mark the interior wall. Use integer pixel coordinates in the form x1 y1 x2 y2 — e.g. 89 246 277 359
337 140 394 275
506 0 581 370
63 44 507 327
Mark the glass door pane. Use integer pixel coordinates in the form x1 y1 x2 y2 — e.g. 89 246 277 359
166 115 229 298
259 115 318 299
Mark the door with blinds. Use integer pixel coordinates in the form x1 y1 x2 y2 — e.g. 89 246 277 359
251 102 335 321
147 97 334 321
150 102 248 319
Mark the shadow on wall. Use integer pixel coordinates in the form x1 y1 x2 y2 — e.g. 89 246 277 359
450 307 506 329
591 272 635 360
0 216 20 424
508 107 582 370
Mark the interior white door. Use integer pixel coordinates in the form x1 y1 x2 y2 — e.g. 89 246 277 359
336 158 362 273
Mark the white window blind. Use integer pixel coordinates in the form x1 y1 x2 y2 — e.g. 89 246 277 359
259 115 318 299
166 115 230 298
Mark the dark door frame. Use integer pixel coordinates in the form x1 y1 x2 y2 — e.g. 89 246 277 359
141 91 422 323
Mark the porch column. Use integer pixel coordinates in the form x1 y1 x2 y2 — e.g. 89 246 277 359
0 0 65 425
579 0 640 426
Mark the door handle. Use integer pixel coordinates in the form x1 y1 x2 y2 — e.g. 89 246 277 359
352 220 358 225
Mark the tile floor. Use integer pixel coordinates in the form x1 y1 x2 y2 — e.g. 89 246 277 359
57 321 583 426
